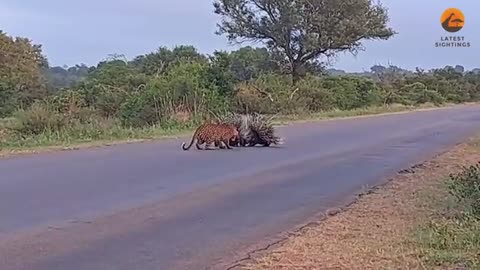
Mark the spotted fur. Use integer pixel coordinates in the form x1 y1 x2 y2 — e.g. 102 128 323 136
181 122 240 150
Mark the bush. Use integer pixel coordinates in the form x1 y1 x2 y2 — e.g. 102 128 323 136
295 75 336 112
322 76 383 110
9 101 66 136
233 74 386 115
417 162 480 269
233 73 300 114
0 82 17 117
120 90 161 127
389 82 445 106
120 61 230 128
7 100 119 140
447 162 480 217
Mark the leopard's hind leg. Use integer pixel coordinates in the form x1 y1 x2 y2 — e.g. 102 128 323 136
196 138 204 150
214 140 225 149
204 138 217 150
223 139 233 149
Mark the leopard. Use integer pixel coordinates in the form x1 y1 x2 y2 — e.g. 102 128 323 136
181 122 240 150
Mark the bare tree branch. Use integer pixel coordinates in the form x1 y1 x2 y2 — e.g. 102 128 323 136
250 84 274 102
289 87 299 100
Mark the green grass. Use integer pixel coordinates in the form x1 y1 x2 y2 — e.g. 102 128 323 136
272 103 448 124
0 122 196 155
0 102 459 155
414 156 480 269
416 217 480 269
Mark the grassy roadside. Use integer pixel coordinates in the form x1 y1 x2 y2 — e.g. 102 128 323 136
236 135 480 270
0 102 465 157
415 166 480 268
271 102 449 124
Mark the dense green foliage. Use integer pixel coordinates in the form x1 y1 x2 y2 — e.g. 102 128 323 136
0 31 48 116
0 28 479 148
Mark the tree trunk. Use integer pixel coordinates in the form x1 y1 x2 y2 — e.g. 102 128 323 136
292 72 299 85
290 58 307 85
291 63 300 86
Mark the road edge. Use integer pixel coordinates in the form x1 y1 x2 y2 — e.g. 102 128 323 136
222 135 475 270
0 103 476 159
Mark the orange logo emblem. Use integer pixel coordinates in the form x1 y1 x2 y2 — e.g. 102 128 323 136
441 8 465 33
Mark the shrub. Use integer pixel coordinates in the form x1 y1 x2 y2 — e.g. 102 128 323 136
233 74 387 115
119 61 230 127
232 73 308 114
390 82 445 106
9 101 66 136
322 76 383 110
447 162 480 218
0 81 17 117
120 90 160 128
294 75 336 112
7 99 118 140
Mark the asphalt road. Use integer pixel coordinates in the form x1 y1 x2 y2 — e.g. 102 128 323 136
1 105 480 270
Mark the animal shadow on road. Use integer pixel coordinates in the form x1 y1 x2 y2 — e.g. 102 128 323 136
181 145 286 151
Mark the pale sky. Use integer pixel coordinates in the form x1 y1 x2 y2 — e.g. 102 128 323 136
1 0 478 71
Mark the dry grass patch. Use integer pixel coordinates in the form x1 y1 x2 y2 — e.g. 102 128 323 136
240 137 480 270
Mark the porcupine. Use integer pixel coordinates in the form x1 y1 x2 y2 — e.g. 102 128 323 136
221 112 283 147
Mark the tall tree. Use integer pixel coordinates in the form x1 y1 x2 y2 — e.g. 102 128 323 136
0 31 48 116
213 0 396 84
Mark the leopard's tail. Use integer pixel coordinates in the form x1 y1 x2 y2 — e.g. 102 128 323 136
182 125 202 150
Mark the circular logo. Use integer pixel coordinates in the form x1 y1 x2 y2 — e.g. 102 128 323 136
441 8 465 32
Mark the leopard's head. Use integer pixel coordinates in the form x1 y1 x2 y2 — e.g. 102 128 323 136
229 126 240 146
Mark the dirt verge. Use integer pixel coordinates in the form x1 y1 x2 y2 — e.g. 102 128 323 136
236 135 480 270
